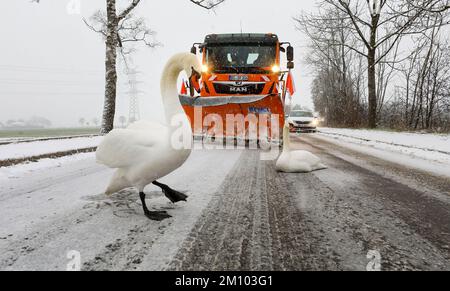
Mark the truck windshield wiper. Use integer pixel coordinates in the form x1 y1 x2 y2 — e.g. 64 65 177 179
248 67 271 73
215 67 240 74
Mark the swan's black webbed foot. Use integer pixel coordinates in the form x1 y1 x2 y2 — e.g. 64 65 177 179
139 192 172 221
144 210 172 221
152 181 188 203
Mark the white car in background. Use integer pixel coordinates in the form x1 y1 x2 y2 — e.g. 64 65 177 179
288 110 319 133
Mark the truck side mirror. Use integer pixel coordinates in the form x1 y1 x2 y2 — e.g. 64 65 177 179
287 61 295 69
287 45 294 62
191 46 197 55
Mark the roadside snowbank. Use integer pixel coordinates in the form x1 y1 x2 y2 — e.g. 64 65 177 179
0 136 102 161
316 128 450 176
319 128 449 154
0 134 99 145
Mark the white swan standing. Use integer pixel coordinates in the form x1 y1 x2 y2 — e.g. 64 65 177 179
96 52 202 221
275 122 327 173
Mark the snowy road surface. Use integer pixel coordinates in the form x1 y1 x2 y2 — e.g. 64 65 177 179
0 135 449 271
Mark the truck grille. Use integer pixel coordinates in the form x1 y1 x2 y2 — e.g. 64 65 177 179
213 83 265 95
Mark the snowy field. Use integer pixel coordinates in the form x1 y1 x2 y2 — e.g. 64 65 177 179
0 136 102 161
317 128 450 177
0 134 99 145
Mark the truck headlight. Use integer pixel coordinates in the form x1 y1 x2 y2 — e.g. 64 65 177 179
201 64 209 73
271 65 280 73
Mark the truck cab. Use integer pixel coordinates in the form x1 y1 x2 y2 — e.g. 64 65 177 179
181 33 295 142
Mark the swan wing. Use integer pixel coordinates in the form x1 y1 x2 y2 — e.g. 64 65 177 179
290 150 327 170
96 123 168 169
291 150 321 164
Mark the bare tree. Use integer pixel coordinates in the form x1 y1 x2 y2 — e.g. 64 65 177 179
79 118 86 127
376 37 402 118
296 8 366 127
307 0 450 128
394 20 450 131
83 0 159 134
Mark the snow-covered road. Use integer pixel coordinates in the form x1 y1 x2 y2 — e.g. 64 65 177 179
0 135 449 271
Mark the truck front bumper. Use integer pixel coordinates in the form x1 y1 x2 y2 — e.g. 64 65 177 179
179 94 271 107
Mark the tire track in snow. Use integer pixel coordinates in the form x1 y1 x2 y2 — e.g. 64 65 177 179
168 151 338 271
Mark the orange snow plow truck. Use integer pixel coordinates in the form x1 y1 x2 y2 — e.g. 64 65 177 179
180 33 295 143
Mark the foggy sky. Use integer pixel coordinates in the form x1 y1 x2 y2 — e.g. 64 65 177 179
0 0 316 127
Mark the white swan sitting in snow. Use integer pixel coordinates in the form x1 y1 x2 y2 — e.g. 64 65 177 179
96 53 202 221
275 122 327 173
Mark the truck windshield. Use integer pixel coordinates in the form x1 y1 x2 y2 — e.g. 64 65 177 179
291 111 314 118
206 45 276 73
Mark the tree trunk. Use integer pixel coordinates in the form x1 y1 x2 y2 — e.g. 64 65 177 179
101 0 118 134
367 48 377 128
367 11 379 129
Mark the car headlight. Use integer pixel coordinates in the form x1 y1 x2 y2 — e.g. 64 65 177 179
311 119 318 126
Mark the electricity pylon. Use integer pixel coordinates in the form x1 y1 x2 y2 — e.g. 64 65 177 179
125 69 144 125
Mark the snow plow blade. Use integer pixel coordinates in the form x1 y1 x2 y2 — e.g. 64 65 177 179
180 94 284 141
179 94 270 107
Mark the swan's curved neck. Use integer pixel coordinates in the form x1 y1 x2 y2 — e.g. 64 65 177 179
160 58 187 125
283 125 291 152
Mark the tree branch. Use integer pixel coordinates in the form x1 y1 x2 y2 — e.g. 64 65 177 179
118 0 141 21
190 0 225 9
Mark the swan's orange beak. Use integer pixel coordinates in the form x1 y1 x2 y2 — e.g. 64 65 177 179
189 67 201 95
